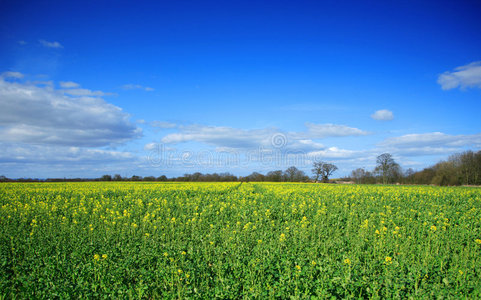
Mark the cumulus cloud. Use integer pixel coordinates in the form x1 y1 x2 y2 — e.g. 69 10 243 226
39 39 63 49
61 88 114 97
307 147 361 159
371 109 394 121
161 125 277 149
379 132 481 156
0 143 134 164
0 74 141 147
381 132 481 148
150 121 177 128
59 81 80 88
160 122 366 152
57 80 113 96
1 71 24 79
0 142 138 178
122 84 154 92
438 61 481 90
302 123 369 138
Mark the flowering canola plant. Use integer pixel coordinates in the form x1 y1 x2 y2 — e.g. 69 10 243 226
1 182 480 298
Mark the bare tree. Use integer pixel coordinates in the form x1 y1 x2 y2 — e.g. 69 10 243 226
351 168 367 184
285 166 299 181
375 153 400 184
266 170 284 182
312 161 338 183
284 166 308 182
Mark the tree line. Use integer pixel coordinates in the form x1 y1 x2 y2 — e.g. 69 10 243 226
349 150 481 186
1 150 480 185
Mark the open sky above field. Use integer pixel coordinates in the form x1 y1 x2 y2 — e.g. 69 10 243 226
1 0 480 178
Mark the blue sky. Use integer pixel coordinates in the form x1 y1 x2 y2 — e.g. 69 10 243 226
1 0 480 178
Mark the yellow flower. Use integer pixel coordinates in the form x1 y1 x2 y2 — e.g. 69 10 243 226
459 270 464 275
360 219 369 229
375 229 380 235
181 251 186 255
279 233 286 242
384 256 392 265
311 261 317 266
102 254 107 259
163 252 168 257
94 254 100 261
177 269 182 274
295 265 301 271
430 225 437 231
475 239 481 245
343 258 351 265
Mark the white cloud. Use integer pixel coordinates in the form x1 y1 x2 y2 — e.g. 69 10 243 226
161 125 275 148
122 84 154 92
150 121 177 128
0 75 141 147
371 109 394 121
438 61 481 90
302 122 369 138
379 132 481 156
1 71 24 79
308 147 360 159
144 143 157 151
0 143 134 164
381 132 481 148
0 142 138 178
57 81 113 96
297 139 324 149
39 39 63 49
18 40 27 45
159 123 364 152
61 88 114 97
59 81 80 88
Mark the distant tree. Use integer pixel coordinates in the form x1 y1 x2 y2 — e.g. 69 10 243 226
375 153 400 184
403 168 415 184
413 168 436 184
245 172 265 182
100 174 112 181
432 161 459 186
157 175 168 181
143 176 156 181
266 170 284 182
113 174 123 181
130 175 142 181
350 168 367 184
218 172 238 181
453 150 481 185
284 166 308 182
285 166 298 181
312 161 338 183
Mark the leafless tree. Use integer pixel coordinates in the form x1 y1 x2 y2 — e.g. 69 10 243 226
312 161 338 183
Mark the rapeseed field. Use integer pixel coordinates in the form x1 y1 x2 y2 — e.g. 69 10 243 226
1 182 480 298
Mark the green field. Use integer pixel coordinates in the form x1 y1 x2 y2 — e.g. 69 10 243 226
1 182 480 298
